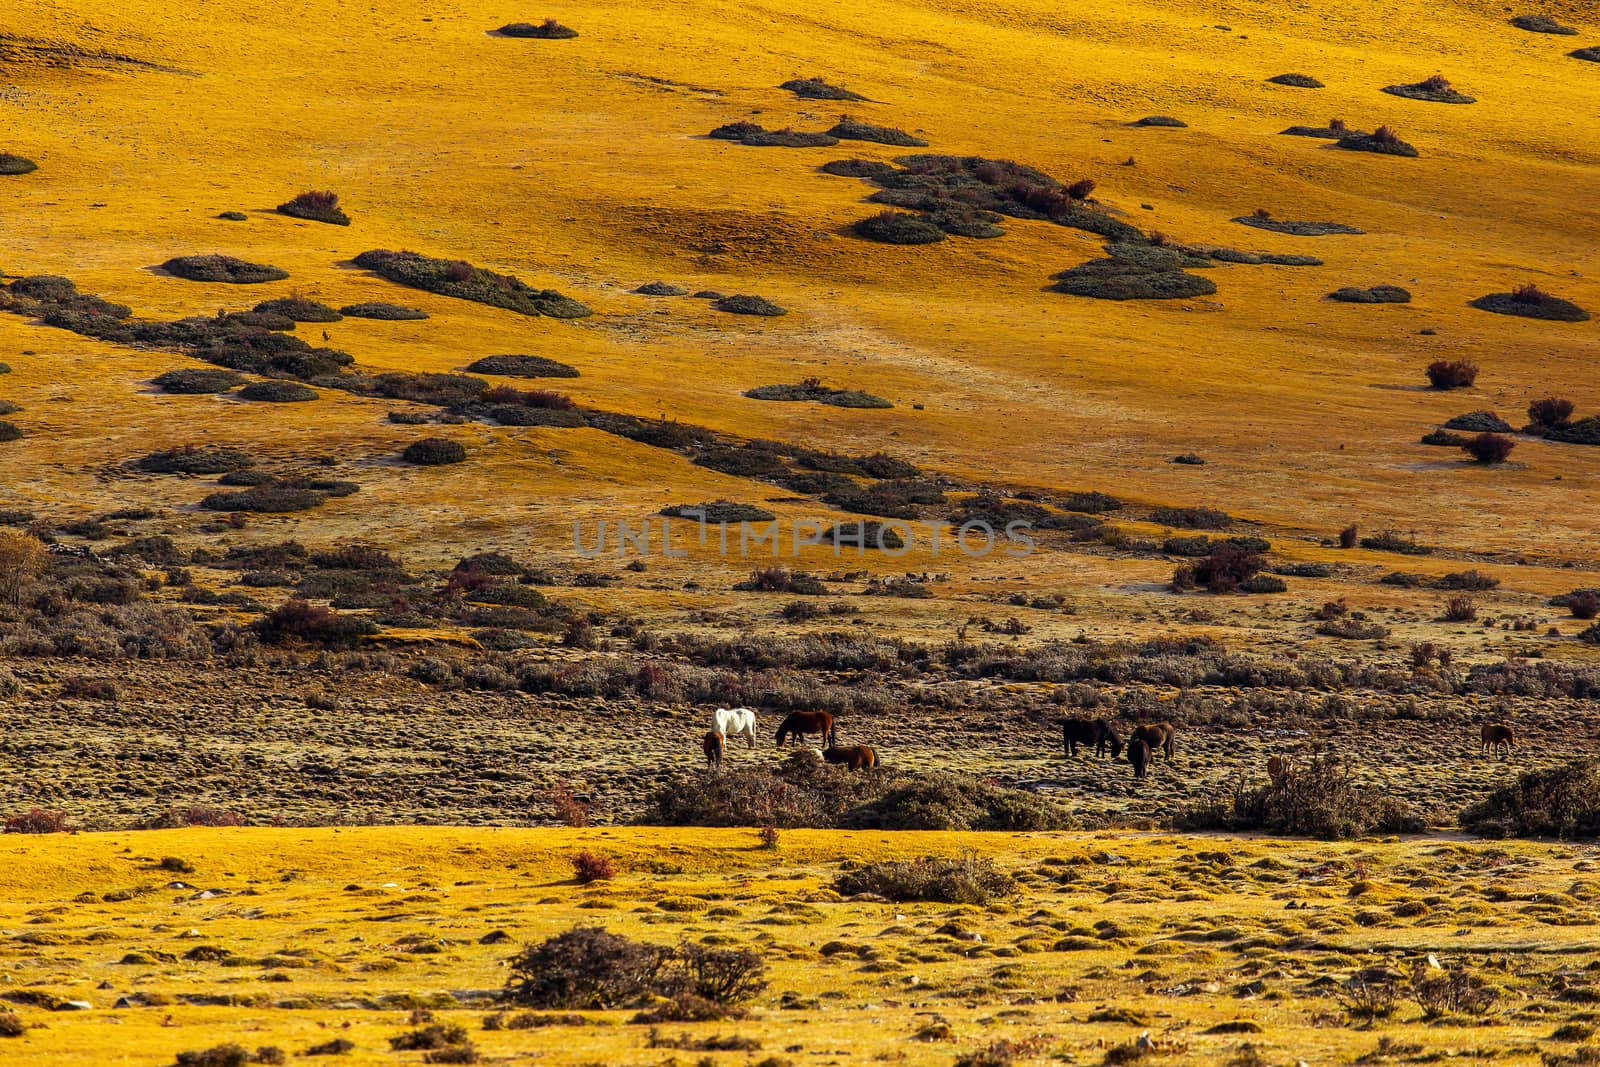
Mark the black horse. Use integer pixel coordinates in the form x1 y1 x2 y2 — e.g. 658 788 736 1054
1128 737 1151 780
1062 717 1123 759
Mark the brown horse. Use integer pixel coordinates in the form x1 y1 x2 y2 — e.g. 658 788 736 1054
1128 737 1151 780
823 745 877 770
1481 723 1515 758
1267 754 1293 786
776 711 835 747
703 730 724 769
1062 717 1123 759
1132 723 1176 761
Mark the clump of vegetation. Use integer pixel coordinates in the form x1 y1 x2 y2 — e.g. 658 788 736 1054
255 599 376 649
238 380 318 403
853 210 947 244
1471 285 1590 322
1426 359 1479 389
276 190 350 225
152 368 246 394
1330 285 1410 303
136 445 256 475
712 294 787 317
503 927 766 1010
459 356 575 382
339 301 428 320
1178 752 1426 838
352 250 591 318
740 127 840 148
1268 73 1324 87
1443 411 1512 433
1383 75 1476 104
828 118 927 147
402 438 468 466
4 808 71 834
200 482 334 512
744 378 890 408
1512 14 1577 34
571 851 615 883
1574 46 1600 62
1133 115 1187 127
660 501 777 524
0 153 38 175
780 77 867 101
1461 433 1516 464
634 281 687 296
1152 506 1231 529
497 18 578 38
1337 125 1420 157
1233 212 1365 235
1547 416 1600 445
161 255 290 284
1462 759 1600 838
0 421 24 442
835 855 1014 904
253 295 341 322
1528 397 1576 430
1052 252 1216 301
1173 544 1266 594
1360 530 1430 555
819 159 897 180
1281 116 1351 138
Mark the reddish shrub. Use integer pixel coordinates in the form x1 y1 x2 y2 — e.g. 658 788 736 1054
4 808 71 834
1426 360 1478 389
1006 182 1070 217
1569 592 1599 620
1512 283 1550 305
1443 595 1477 622
1328 117 1348 132
1419 74 1452 92
572 851 615 883
1339 524 1358 549
548 783 591 827
255 599 376 648
1461 433 1515 464
1065 178 1096 200
1528 397 1575 428
1190 544 1263 594
1372 125 1403 145
482 385 575 410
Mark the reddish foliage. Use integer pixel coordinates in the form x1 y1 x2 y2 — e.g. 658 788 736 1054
4 808 71 834
1426 360 1478 389
1339 524 1358 549
1461 433 1515 464
1528 397 1575 428
571 851 615 883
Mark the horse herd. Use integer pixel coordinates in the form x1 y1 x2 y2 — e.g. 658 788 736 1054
698 708 1522 779
702 707 878 772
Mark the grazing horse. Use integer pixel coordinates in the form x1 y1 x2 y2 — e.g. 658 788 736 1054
1128 737 1151 780
713 706 759 749
1132 723 1176 761
1267 754 1293 786
776 711 835 748
823 745 877 770
703 730 724 769
1481 723 1515 758
1061 717 1123 759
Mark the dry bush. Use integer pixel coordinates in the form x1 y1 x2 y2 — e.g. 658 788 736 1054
3 808 71 834
547 783 591 827
401 438 468 465
254 599 376 649
503 927 765 1010
1529 397 1576 429
277 190 350 226
1462 433 1515 464
1442 595 1477 622
1339 524 1358 548
1426 360 1479 389
1176 752 1424 838
1461 759 1600 838
835 854 1014 904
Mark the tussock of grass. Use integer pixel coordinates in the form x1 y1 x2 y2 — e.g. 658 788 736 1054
161 255 290 284
352 250 591 318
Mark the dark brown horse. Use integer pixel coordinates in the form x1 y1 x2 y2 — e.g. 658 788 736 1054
776 711 835 747
1062 717 1122 759
1481 722 1515 758
1132 723 1176 760
703 730 724 769
1128 737 1151 779
823 745 877 770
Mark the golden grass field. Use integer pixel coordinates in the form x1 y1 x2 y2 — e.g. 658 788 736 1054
5 0 1600 1063
6 826 1600 1066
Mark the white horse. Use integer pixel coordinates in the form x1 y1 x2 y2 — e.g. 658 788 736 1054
712 707 759 749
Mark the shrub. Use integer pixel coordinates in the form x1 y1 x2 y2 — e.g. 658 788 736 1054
277 191 350 226
497 18 578 38
238 380 318 403
827 118 927 147
352 249 590 318
161 255 289 284
572 851 615 883
853 210 946 244
1152 506 1231 529
1360 531 1430 555
339 301 427 320
547 783 592 827
0 153 38 175
836 855 1013 904
465 354 579 378
0 421 22 442
255 599 376 649
3 808 71 834
1339 524 1358 548
402 438 468 465
253 296 342 322
0 1011 22 1036
1569 592 1600 619
1529 397 1576 429
712 294 787 317
1177 752 1424 838
1444 411 1512 432
503 928 671 1008
201 484 329 512
1337 125 1419 156
1188 544 1264 593
1442 595 1477 622
1471 287 1590 322
153 368 246 394
780 77 867 100
1461 759 1600 838
1512 14 1577 34
1462 433 1515 464
1426 360 1478 388
136 445 256 474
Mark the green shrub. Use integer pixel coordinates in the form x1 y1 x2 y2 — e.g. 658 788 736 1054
153 369 246 394
466 354 579 378
253 296 342 322
1461 759 1600 839
276 190 350 226
835 855 1014 904
161 255 289 284
497 18 578 38
136 446 255 474
402 438 468 465
0 153 38 175
238 380 318 403
338 301 428 320
1177 752 1425 839
352 249 590 318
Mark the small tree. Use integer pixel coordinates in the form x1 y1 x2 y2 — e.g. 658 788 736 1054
0 529 47 607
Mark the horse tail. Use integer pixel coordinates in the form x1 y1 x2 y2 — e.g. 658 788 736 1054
1164 729 1175 759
